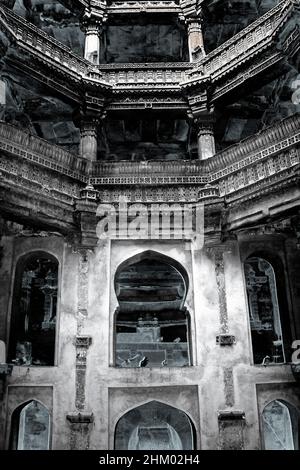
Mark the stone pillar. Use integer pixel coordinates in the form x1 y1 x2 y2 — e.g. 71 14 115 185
80 119 98 162
84 24 101 64
196 120 216 160
187 17 205 61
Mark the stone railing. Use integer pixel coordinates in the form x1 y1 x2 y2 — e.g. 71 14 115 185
91 114 300 188
0 112 299 193
97 63 191 87
0 5 89 77
188 0 295 82
0 121 87 182
93 159 203 176
207 114 300 174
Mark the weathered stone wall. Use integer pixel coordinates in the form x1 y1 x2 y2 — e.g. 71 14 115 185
0 232 299 449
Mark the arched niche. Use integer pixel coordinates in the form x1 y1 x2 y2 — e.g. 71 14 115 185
262 400 299 450
10 400 50 450
244 255 290 364
115 401 195 450
114 251 191 368
9 251 59 366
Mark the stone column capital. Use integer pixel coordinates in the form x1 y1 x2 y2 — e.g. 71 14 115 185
80 118 100 138
194 113 216 133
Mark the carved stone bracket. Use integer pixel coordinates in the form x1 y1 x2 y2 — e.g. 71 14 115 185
67 411 94 424
216 334 236 346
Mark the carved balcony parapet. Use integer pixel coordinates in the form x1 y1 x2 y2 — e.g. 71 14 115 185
185 0 297 87
206 114 300 174
0 121 88 183
97 63 191 89
0 5 89 78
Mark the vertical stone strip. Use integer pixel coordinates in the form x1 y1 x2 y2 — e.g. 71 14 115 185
75 249 91 411
75 336 92 411
214 248 229 335
67 249 93 449
223 367 235 407
77 250 89 334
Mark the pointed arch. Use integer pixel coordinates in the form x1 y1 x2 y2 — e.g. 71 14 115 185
115 400 195 450
244 253 291 364
115 250 189 305
10 400 51 450
9 251 59 366
262 400 299 450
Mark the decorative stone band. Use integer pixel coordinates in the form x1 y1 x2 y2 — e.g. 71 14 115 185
106 1 181 15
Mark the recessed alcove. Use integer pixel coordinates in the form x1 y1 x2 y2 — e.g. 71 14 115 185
114 251 191 368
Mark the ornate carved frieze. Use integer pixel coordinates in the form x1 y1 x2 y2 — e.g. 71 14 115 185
0 121 88 183
98 63 190 89
107 0 181 15
107 95 188 111
0 154 82 199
